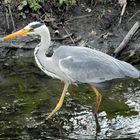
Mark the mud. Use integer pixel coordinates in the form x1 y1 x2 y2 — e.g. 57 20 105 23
0 1 140 58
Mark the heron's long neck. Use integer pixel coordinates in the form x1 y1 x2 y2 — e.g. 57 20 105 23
39 29 51 54
34 28 52 72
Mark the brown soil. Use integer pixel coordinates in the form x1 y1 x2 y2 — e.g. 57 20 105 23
0 1 140 62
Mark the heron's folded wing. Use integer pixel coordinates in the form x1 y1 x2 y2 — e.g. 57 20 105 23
59 55 125 83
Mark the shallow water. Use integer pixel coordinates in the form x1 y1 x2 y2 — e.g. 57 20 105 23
0 56 140 140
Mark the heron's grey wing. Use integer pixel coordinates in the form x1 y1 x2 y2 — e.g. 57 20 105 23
58 54 125 83
53 46 139 84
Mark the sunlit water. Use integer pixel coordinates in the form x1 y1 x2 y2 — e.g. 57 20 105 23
0 56 140 139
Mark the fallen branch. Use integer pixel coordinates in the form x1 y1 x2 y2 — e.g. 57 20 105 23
5 4 16 31
117 44 140 63
65 36 83 44
118 0 127 25
127 10 140 23
0 39 38 49
63 26 75 44
5 7 10 29
66 14 93 22
0 44 34 49
114 21 140 56
8 4 16 31
52 33 73 41
120 49 136 62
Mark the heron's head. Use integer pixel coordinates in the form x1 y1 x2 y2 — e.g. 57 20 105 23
1 22 47 40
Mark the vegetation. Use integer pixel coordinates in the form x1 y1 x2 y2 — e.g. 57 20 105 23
27 0 42 11
59 0 76 4
2 0 77 11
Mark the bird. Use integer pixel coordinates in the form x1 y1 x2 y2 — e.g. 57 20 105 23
1 22 140 119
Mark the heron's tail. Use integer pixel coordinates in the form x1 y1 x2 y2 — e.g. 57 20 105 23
119 61 140 78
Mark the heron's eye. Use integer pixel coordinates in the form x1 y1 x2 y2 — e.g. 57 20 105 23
29 28 34 32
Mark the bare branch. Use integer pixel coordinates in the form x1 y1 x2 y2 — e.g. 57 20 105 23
114 21 140 56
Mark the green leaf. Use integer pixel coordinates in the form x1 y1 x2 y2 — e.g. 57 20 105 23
59 0 64 4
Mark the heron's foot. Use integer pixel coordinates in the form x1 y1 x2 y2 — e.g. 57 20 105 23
47 101 63 119
46 83 69 120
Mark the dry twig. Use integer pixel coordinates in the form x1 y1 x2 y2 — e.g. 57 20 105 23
52 33 73 41
63 26 75 44
5 4 16 31
5 7 10 29
66 14 93 22
8 4 15 31
127 10 140 23
118 0 127 25
114 21 140 56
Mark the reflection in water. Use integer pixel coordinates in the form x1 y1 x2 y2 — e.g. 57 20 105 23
0 57 140 139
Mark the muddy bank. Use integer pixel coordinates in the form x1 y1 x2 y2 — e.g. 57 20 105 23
0 1 140 60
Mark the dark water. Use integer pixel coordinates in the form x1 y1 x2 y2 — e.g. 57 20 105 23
0 56 140 140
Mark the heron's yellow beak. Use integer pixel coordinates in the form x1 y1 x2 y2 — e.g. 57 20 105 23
1 28 30 41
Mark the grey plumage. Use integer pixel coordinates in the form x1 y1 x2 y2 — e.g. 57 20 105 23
3 22 139 88
28 22 139 89
52 46 139 85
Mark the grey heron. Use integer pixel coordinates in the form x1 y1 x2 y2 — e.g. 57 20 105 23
1 22 140 119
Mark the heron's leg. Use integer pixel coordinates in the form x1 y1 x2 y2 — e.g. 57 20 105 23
91 86 102 113
47 83 69 119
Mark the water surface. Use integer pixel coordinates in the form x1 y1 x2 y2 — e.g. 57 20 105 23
0 56 140 139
